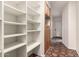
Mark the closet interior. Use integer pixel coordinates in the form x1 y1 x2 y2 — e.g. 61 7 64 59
27 1 42 56
4 1 26 57
0 1 44 57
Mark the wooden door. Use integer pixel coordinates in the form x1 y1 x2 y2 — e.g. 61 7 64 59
44 1 51 53
44 19 51 53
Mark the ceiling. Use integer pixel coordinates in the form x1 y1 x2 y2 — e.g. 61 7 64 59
49 1 68 17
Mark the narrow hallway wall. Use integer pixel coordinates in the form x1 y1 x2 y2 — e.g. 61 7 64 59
62 2 76 50
62 3 69 47
76 2 79 53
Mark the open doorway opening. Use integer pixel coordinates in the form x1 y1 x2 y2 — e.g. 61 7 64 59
44 1 51 53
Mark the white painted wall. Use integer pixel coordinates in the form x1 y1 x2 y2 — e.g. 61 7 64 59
68 2 76 49
76 2 79 52
62 2 77 49
62 4 69 47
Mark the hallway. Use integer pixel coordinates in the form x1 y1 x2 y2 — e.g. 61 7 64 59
44 1 79 57
45 42 78 57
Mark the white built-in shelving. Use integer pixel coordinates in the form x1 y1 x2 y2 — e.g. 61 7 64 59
27 30 40 32
27 6 40 16
4 33 26 38
0 18 2 21
4 42 26 53
0 50 1 53
4 3 26 16
0 1 2 57
27 18 40 24
0 1 44 57
27 42 40 53
3 1 27 57
4 21 26 25
26 1 42 56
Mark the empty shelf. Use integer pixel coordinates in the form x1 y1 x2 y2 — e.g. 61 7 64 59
4 33 26 38
27 19 40 24
27 42 40 53
27 30 40 32
27 5 40 16
4 42 26 53
4 21 26 25
4 3 26 16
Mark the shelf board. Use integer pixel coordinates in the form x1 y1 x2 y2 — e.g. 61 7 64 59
4 21 26 25
4 3 26 16
4 42 26 53
27 30 40 32
27 42 40 53
4 33 26 38
27 19 40 24
27 5 40 16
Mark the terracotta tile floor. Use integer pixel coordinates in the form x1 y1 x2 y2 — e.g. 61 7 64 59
45 42 79 57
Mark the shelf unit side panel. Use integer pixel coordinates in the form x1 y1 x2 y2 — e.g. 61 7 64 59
33 2 45 56
0 1 2 57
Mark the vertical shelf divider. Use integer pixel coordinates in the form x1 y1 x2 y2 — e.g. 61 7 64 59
2 1 4 57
